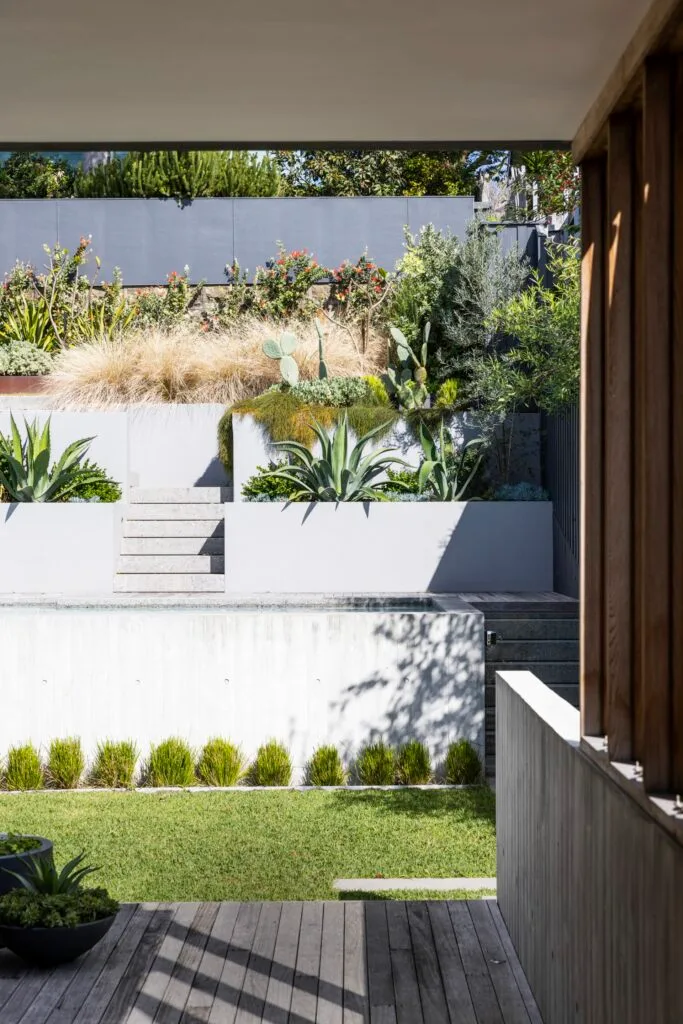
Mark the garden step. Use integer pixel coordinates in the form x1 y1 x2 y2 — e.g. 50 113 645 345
129 487 231 503
113 573 225 593
123 503 225 520
123 520 224 538
486 639 579 662
121 537 224 556
485 662 579 686
117 555 225 574
482 617 579 640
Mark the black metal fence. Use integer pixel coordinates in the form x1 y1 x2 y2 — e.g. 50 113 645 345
542 403 580 598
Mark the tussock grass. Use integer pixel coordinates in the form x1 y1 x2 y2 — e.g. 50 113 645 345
46 319 386 408
91 740 139 789
4 745 43 792
46 738 85 789
196 739 246 787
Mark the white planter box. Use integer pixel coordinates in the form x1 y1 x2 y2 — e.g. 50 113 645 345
0 504 120 594
224 501 553 593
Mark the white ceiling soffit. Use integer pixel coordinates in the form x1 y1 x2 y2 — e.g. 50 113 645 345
0 0 653 147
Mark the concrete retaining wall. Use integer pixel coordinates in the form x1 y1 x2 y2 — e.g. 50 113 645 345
0 600 485 779
224 501 554 593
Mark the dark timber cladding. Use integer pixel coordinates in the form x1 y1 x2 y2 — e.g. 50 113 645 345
580 48 683 795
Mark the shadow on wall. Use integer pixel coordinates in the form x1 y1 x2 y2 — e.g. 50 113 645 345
332 610 485 768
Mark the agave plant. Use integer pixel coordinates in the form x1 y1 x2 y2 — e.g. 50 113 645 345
267 412 408 501
417 418 487 500
2 852 99 895
0 414 109 502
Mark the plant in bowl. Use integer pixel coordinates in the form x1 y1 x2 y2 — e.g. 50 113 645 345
0 833 53 897
0 852 119 966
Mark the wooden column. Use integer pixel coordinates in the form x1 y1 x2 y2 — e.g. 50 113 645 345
673 56 683 795
605 115 635 761
580 159 606 738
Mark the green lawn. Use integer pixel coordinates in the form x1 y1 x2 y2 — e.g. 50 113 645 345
0 789 496 901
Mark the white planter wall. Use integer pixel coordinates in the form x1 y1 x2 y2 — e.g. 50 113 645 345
0 504 120 594
224 501 553 593
0 602 485 780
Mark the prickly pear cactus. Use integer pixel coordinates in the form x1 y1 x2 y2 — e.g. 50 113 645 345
263 332 299 385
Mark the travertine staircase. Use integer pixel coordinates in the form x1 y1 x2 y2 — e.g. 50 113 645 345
114 488 229 594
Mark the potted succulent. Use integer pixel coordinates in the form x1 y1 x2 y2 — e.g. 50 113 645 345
0 833 53 896
0 852 119 966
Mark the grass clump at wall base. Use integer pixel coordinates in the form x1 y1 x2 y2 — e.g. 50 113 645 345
196 739 246 787
306 746 346 786
46 738 85 789
250 741 292 787
3 745 43 791
355 742 396 785
91 740 139 788
396 740 432 785
444 740 483 785
146 738 196 788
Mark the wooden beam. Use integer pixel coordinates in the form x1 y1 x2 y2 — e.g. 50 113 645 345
633 111 646 764
672 56 683 794
640 57 674 793
604 115 635 761
580 158 606 738
573 0 683 162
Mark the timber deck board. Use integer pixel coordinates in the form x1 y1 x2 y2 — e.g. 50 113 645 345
0 901 543 1023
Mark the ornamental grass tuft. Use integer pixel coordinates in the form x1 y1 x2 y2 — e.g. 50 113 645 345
444 740 482 785
196 738 246 787
250 740 292 787
355 741 396 785
396 740 432 785
306 745 346 786
146 738 196 788
91 740 139 789
4 744 43 791
46 738 85 789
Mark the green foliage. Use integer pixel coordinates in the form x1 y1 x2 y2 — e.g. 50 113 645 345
4 746 43 791
241 461 299 501
287 376 373 407
0 153 76 199
62 460 122 503
0 887 119 928
494 482 549 501
196 739 246 787
306 746 346 786
263 331 300 385
386 466 421 494
363 375 390 405
268 412 406 502
253 246 325 320
396 741 432 785
444 740 482 785
132 268 203 329
90 741 138 788
250 741 292 787
417 419 487 500
3 851 99 895
0 340 53 376
384 323 430 409
46 738 84 790
472 241 580 413
435 378 459 409
0 295 58 351
0 415 112 502
330 256 391 340
147 738 196 788
355 742 396 785
0 834 42 857
75 151 279 200
315 321 328 379
511 150 580 218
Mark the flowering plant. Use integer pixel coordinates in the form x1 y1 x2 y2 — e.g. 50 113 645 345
253 244 327 319
331 255 389 320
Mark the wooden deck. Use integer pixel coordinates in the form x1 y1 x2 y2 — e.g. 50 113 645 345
0 900 543 1023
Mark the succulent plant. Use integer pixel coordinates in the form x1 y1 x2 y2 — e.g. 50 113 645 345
417 419 487 501
315 321 328 380
263 332 299 385
383 322 430 410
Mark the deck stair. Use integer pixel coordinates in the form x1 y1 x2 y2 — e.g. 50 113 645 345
114 488 229 594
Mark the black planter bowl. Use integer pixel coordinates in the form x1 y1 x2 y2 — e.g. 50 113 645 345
0 914 117 967
0 837 53 896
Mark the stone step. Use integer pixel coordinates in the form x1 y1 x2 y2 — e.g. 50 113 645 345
113 574 225 593
130 487 231 504
121 537 224 556
117 555 225 574
123 503 225 521
483 618 579 641
478 603 579 617
486 639 579 663
485 662 579 686
123 520 224 539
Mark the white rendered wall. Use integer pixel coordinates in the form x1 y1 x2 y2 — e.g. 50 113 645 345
0 603 485 780
127 404 228 487
224 502 553 593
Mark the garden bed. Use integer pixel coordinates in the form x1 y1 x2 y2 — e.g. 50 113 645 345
0 788 496 901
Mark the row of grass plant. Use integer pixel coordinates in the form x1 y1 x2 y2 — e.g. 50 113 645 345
0 737 482 791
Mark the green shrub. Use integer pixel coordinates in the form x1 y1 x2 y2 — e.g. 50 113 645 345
250 740 292 786
4 744 43 791
196 739 246 787
355 742 396 785
0 889 119 928
396 740 432 784
91 740 138 788
61 460 122 503
0 152 76 200
241 462 299 502
363 375 390 405
306 746 346 786
147 738 196 787
0 834 42 857
47 737 84 789
435 378 459 409
287 376 372 407
0 340 54 376
444 740 482 785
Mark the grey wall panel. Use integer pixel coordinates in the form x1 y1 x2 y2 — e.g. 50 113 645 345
0 200 59 275
406 196 472 239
